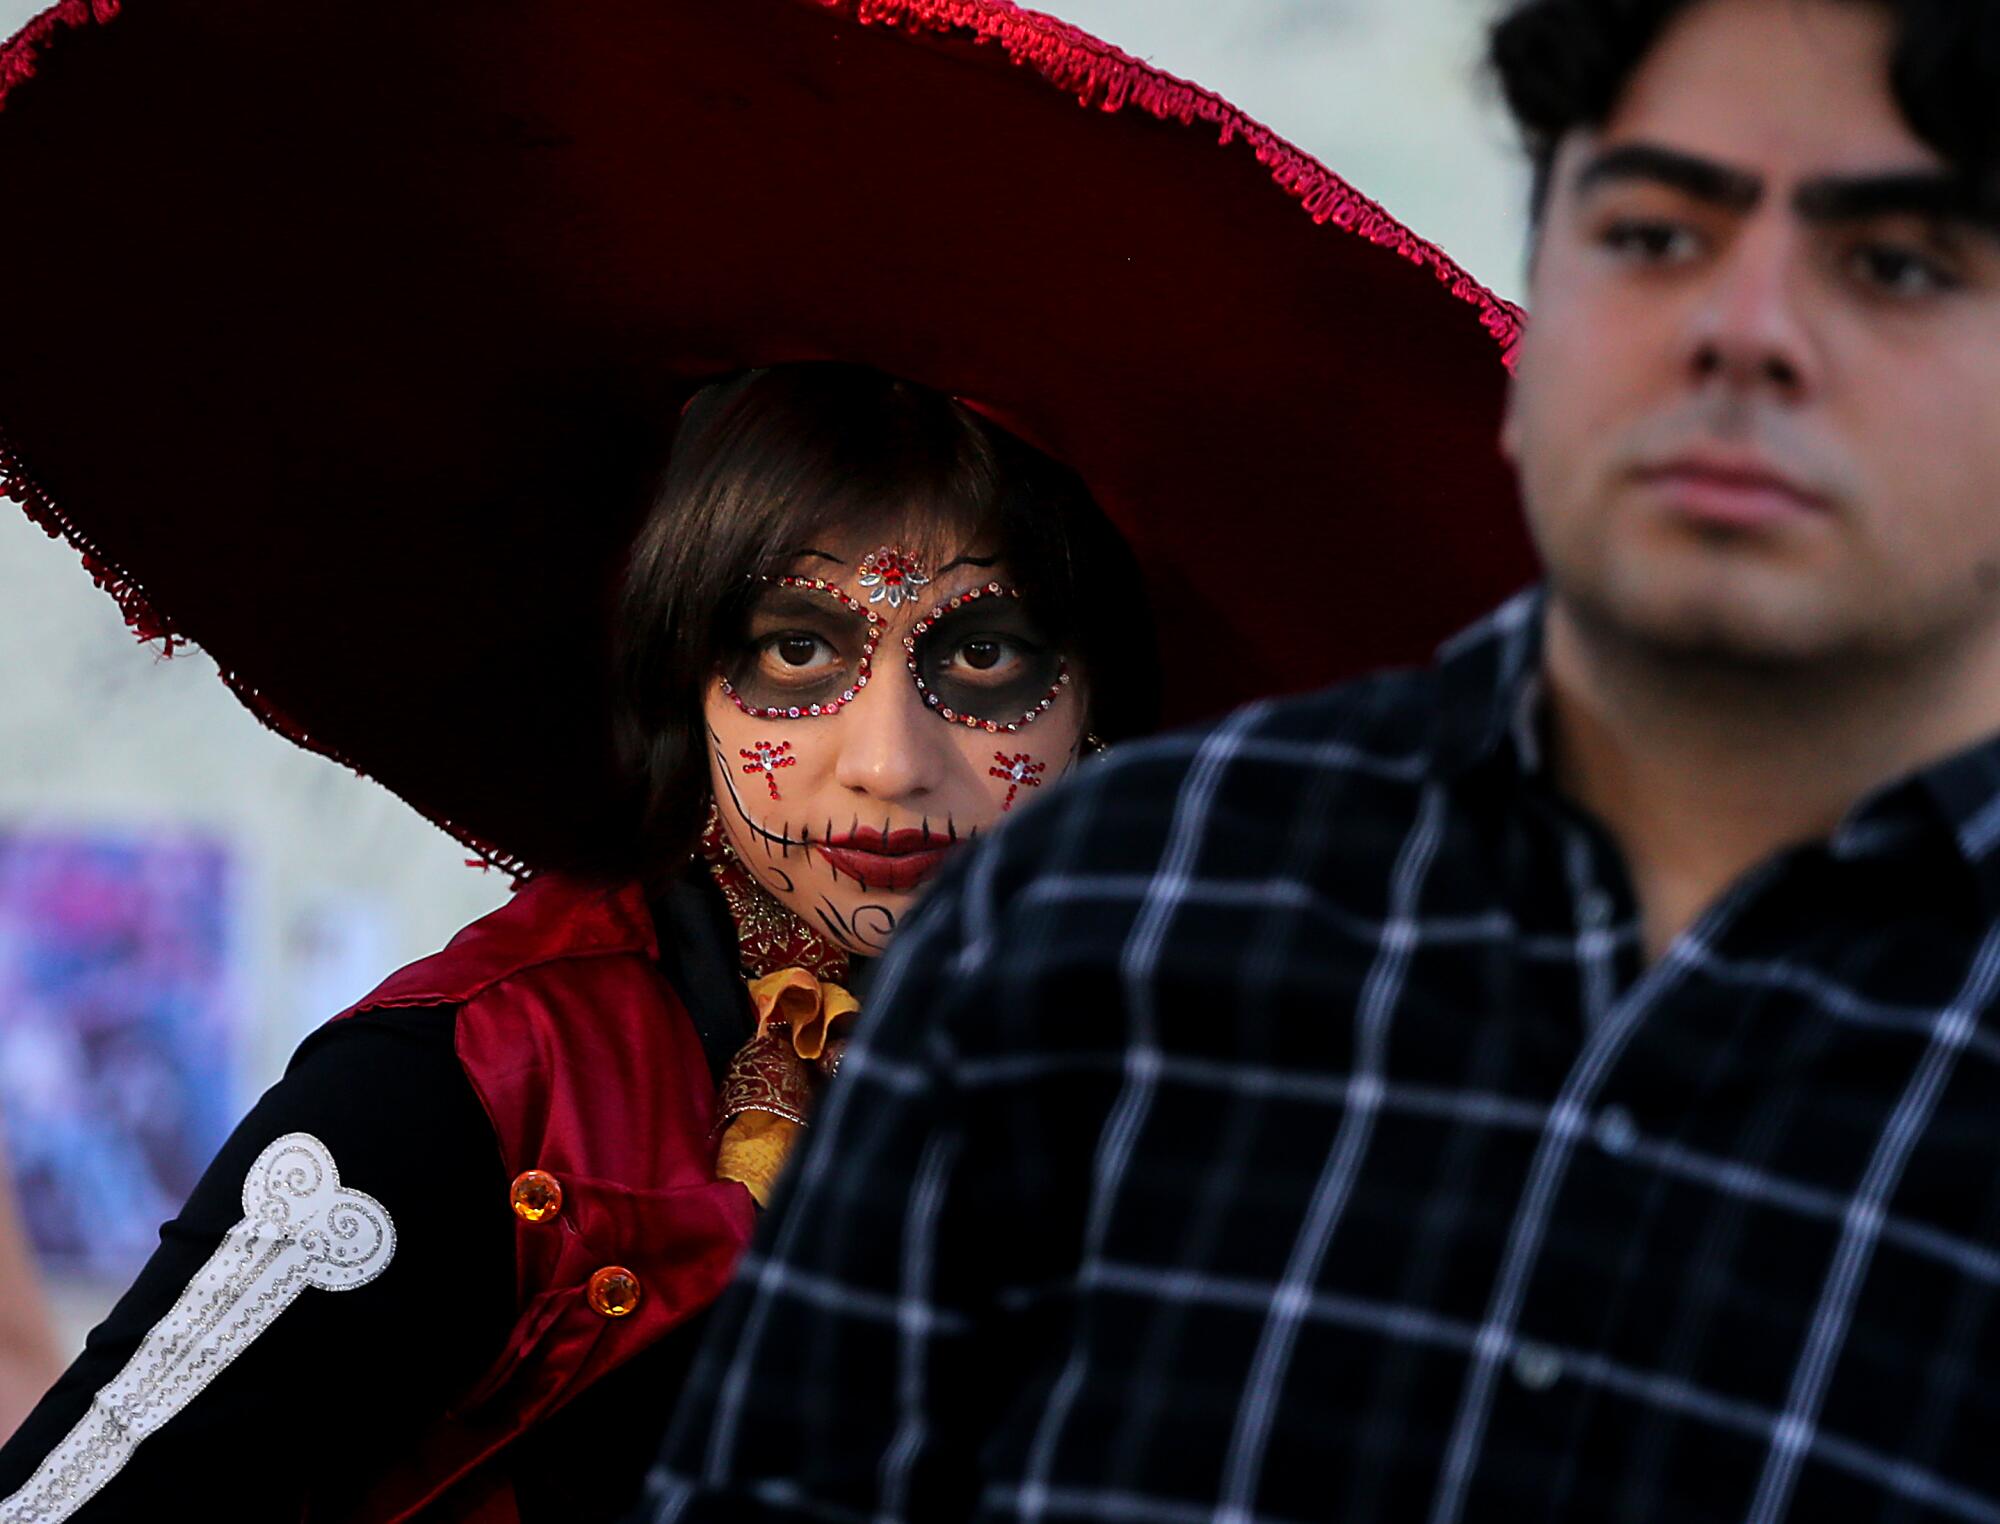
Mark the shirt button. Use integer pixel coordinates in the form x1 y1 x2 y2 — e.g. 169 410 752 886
1594 1106 1639 1157
509 1169 563 1223
1578 888 1614 928
587 1265 642 1318
1511 1342 1564 1392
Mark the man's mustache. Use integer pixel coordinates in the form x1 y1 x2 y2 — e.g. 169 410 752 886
1612 396 1856 510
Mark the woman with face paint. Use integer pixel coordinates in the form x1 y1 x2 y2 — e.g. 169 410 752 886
614 363 1156 1207
0 0 1531 1518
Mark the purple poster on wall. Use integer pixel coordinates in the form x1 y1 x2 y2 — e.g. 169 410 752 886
0 831 240 1278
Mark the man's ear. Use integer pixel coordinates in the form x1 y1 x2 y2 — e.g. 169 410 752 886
1498 257 1532 470
1520 170 1552 294
1499 154 1561 470
1499 367 1524 468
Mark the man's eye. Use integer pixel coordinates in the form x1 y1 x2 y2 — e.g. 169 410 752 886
1847 242 1960 298
1601 218 1702 265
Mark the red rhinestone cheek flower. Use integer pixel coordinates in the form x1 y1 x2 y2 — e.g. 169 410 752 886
989 751 1047 811
740 739 798 800
856 545 931 610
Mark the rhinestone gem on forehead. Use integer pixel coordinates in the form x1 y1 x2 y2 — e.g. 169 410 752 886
856 545 931 609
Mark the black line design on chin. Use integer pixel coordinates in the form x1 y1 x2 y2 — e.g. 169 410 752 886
847 902 897 953
816 897 897 956
816 898 852 941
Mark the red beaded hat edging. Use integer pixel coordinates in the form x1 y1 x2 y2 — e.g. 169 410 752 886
0 0 1537 877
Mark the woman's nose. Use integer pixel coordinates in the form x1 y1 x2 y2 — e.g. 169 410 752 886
830 668 946 804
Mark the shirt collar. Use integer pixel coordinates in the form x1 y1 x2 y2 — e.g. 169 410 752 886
1839 730 2000 909
1431 587 1549 780
1431 586 2000 905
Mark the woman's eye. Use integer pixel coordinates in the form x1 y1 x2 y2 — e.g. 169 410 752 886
1600 217 1702 266
774 634 823 668
943 634 1037 683
1847 241 1960 298
959 638 1005 672
755 631 840 679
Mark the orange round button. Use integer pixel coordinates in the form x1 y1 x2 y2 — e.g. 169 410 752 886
587 1266 641 1318
509 1170 562 1224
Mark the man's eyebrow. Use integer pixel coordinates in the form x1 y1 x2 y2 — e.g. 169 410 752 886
1794 171 2000 232
1574 143 1763 211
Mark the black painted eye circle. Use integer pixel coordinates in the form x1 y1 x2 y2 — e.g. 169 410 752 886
720 578 878 718
907 591 1068 728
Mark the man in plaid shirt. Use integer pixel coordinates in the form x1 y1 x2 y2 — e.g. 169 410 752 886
646 0 2000 1518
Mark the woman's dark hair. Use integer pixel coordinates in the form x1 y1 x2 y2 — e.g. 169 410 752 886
1490 0 2000 218
607 363 1157 881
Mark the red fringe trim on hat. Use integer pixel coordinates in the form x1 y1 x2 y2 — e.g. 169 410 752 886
0 0 1522 879
0 423 534 878
826 0 1525 366
1 428 172 649
0 0 118 108
216 666 538 879
2 5 536 872
0 0 1524 362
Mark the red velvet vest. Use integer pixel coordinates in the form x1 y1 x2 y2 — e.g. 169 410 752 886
325 874 757 1522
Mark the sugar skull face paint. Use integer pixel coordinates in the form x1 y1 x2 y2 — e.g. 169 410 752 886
989 752 1047 811
740 739 796 800
856 545 931 609
905 585 1071 732
703 533 1091 958
717 577 883 720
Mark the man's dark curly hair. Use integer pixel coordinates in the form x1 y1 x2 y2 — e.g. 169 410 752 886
1489 0 2000 217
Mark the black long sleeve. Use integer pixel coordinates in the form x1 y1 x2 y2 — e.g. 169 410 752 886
0 1006 513 1521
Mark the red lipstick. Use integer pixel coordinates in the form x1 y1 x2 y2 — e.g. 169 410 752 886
816 826 957 893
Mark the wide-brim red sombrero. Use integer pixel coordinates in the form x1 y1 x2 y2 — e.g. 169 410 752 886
0 0 1536 872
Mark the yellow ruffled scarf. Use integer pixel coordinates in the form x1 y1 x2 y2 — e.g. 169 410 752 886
699 802 860 1206
713 969 858 1205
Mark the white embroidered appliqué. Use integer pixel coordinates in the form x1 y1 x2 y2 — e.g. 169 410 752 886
0 1132 396 1523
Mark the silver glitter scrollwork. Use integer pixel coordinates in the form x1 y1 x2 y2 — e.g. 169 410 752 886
0 1132 397 1522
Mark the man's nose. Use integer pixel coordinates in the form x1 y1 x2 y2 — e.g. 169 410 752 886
1682 218 1819 401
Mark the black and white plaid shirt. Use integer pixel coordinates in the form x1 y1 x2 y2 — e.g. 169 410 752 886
646 591 2000 1524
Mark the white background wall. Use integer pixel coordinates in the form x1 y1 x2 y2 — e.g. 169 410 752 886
1049 0 1532 302
0 0 1532 1347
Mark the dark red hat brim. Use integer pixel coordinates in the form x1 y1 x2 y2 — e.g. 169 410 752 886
0 0 1536 871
